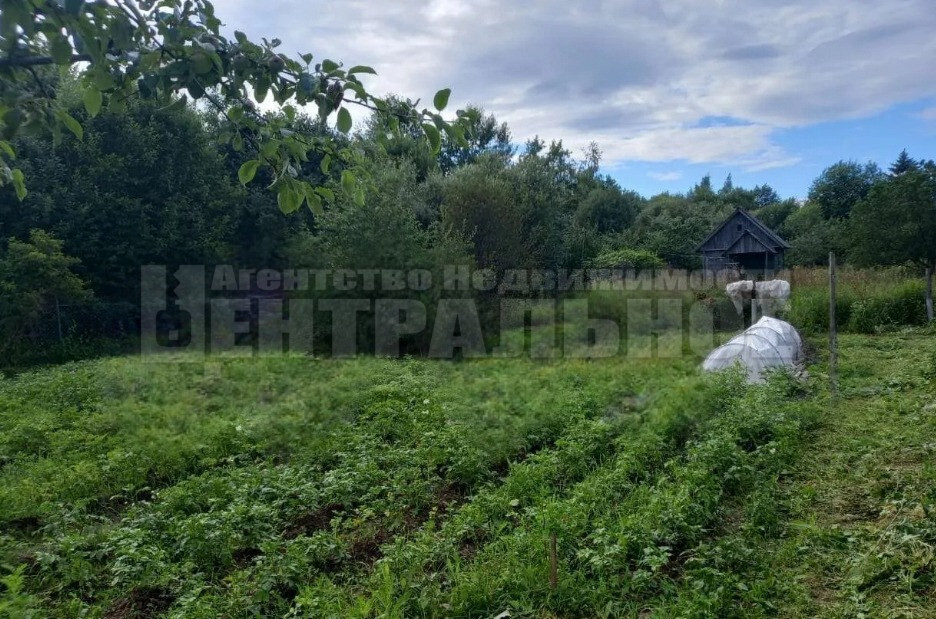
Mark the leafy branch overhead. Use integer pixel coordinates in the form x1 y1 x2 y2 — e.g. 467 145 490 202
0 0 472 211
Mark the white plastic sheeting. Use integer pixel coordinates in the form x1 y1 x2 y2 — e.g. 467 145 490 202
725 279 791 319
726 280 754 314
702 316 803 383
754 279 792 318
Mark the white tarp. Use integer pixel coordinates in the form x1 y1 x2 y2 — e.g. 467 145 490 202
702 316 803 383
754 279 792 318
725 279 791 319
726 280 754 314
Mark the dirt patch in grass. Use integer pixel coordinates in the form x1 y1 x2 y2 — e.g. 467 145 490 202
283 502 345 539
5 515 42 535
232 546 263 568
104 587 174 619
348 526 391 566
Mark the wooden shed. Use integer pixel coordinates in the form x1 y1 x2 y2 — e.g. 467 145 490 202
697 208 790 275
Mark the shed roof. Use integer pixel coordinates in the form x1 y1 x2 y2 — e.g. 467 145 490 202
696 208 791 252
726 229 774 254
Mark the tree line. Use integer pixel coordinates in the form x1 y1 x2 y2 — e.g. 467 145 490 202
1 74 934 354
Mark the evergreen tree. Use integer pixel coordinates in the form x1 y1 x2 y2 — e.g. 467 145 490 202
889 149 919 176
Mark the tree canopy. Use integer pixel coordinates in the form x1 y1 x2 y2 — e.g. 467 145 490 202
0 0 470 211
807 160 883 220
849 167 936 269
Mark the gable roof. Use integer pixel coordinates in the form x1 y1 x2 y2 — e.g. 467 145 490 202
726 229 773 254
696 208 791 252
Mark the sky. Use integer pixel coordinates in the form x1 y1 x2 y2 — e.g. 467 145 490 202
212 0 936 199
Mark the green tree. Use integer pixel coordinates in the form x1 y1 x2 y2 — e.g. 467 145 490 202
209 108 340 267
574 184 642 234
751 184 781 208
849 169 936 319
0 0 467 210
780 202 846 266
286 158 469 354
626 193 719 269
807 161 883 219
438 106 513 174
689 174 716 202
889 149 919 176
0 95 241 301
0 229 90 353
755 197 797 232
363 95 443 182
441 155 525 272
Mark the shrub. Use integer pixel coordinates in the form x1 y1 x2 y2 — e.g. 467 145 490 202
590 247 664 271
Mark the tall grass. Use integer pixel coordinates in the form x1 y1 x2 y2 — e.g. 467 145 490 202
787 267 929 333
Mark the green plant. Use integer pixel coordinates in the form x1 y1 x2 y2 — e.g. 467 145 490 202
591 247 665 271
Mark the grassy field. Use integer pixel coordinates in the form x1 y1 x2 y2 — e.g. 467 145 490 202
1 322 935 616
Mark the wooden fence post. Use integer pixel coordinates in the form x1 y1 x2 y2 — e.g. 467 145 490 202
829 252 837 399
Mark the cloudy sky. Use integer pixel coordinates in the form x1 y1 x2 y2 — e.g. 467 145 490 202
213 0 936 198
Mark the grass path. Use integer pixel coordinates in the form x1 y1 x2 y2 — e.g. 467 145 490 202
776 335 936 617
757 332 936 617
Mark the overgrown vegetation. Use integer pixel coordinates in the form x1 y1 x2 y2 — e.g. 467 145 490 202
788 267 931 334
2 331 934 616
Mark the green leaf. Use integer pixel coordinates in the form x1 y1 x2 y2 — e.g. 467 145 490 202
353 187 365 207
83 87 103 117
320 154 331 174
322 59 339 73
347 65 377 75
92 71 115 91
50 35 73 65
190 51 213 75
422 123 441 154
303 184 324 215
238 160 260 185
108 96 126 115
336 108 352 134
341 169 355 196
56 111 83 141
315 187 335 203
260 139 280 158
11 168 26 201
301 53 314 64
0 141 15 159
433 88 451 112
277 186 301 214
254 76 270 103
159 95 188 113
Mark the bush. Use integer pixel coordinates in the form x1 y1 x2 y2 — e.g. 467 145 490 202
590 247 664 270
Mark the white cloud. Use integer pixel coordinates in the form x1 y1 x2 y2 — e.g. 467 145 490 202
919 106 936 121
211 0 936 168
648 171 683 182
